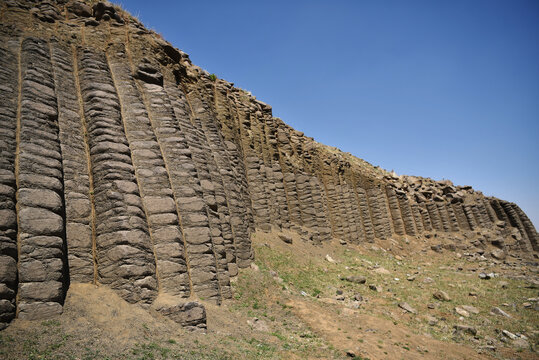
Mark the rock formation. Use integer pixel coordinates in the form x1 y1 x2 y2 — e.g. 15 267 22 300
0 0 537 331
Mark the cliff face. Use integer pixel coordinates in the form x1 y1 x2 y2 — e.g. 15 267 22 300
0 0 537 330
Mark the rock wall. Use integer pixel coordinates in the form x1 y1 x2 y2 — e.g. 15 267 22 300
0 0 537 330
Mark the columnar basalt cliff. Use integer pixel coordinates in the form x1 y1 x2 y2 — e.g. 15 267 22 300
0 0 537 331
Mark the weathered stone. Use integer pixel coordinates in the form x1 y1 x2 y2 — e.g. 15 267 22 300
156 302 206 331
0 257 16 284
344 275 366 284
433 290 451 301
278 234 293 244
17 302 63 320
68 1 92 17
18 188 62 212
398 302 416 314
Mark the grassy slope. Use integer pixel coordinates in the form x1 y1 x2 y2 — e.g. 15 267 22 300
0 230 537 359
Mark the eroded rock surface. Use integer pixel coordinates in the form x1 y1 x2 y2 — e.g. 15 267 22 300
0 0 537 330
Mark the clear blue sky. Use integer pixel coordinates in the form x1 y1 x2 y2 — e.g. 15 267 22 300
115 0 539 227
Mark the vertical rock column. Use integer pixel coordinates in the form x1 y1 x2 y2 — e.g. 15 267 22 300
435 202 451 232
262 111 290 229
77 48 157 304
426 201 443 231
274 126 303 233
139 80 223 303
16 38 67 319
107 52 190 298
482 199 498 224
500 201 533 252
50 41 94 283
451 203 470 231
228 90 256 235
462 204 478 231
490 199 510 225
418 203 433 232
356 186 376 242
191 82 253 268
368 187 390 240
178 82 243 293
162 81 233 293
410 203 424 234
231 96 272 232
477 202 493 228
195 81 255 267
398 192 417 236
254 108 281 228
376 186 394 238
386 186 406 235
341 182 364 243
296 173 316 236
310 176 332 243
512 204 538 251
0 40 20 329
445 203 460 232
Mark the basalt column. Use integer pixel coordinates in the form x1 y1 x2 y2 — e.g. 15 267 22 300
77 48 157 304
138 72 224 302
16 38 68 319
107 48 190 298
50 41 94 283
0 38 20 329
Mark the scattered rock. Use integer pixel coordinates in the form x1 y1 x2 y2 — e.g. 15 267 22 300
453 325 477 336
325 254 336 263
344 275 366 284
156 302 206 332
368 284 382 292
373 267 390 275
454 307 470 317
479 272 497 280
250 263 259 271
460 305 479 314
512 338 530 349
398 302 417 314
423 277 434 284
491 249 506 260
501 329 518 340
433 290 451 302
425 315 438 326
491 307 511 318
346 349 357 358
279 234 293 244
498 281 509 289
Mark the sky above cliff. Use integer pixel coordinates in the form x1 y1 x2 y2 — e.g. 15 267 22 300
116 0 539 227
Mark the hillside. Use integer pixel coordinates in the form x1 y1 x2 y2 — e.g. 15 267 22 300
0 1 537 359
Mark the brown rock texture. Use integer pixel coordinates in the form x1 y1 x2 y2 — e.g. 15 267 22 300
0 0 537 330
